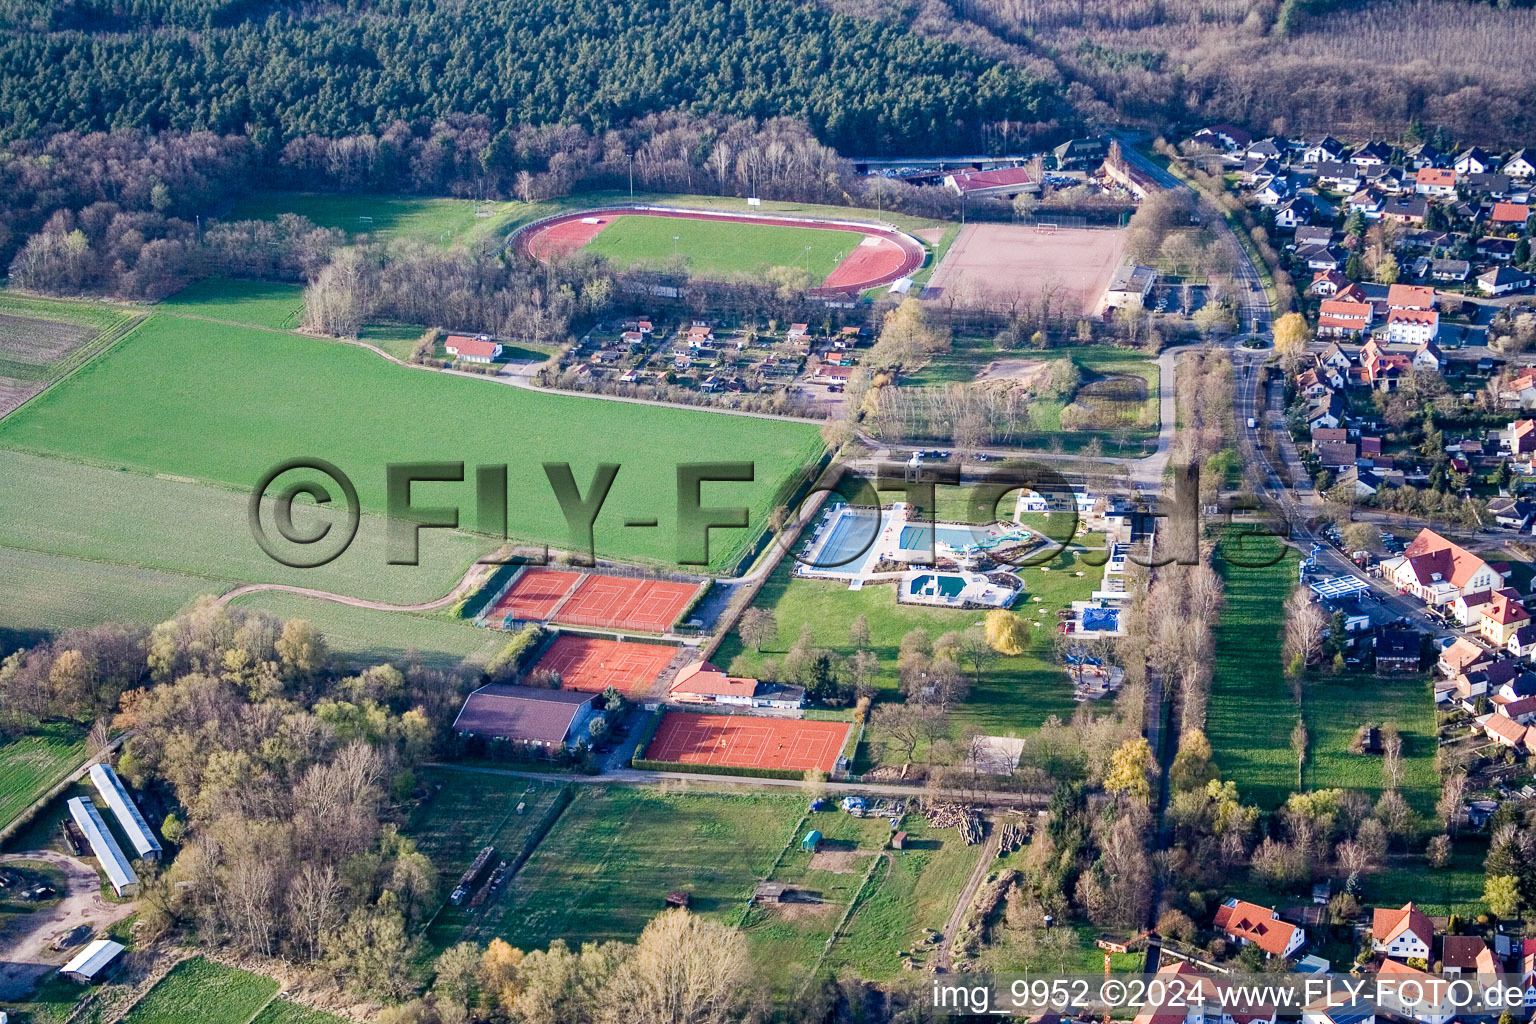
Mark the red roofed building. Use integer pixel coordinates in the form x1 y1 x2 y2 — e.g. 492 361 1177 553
1361 338 1414 389
1510 419 1536 456
1371 902 1433 960
669 661 805 709
1387 284 1437 311
1415 167 1457 197
444 334 504 363
943 167 1038 198
1385 308 1440 346
1376 959 1457 1024
1213 897 1305 958
1483 712 1532 750
1480 589 1531 647
1388 528 1498 606
1492 202 1531 229
1318 299 1373 338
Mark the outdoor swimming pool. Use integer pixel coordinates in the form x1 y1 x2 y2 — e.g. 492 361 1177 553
804 507 888 572
898 523 993 551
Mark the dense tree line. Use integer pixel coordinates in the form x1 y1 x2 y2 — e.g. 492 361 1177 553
0 0 1060 155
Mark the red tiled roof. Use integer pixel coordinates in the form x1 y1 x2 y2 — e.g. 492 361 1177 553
1214 899 1299 956
1387 308 1438 328
1320 300 1372 327
1403 529 1489 590
1493 202 1531 225
1415 167 1456 187
948 167 1035 192
445 335 500 359
1485 713 1530 746
1373 902 1433 947
1387 283 1436 309
670 661 759 698
1485 590 1530 627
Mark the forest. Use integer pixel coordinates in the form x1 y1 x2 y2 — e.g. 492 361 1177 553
0 0 1061 155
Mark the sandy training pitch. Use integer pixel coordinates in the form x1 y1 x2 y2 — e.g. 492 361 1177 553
533 635 677 696
924 223 1127 314
516 207 924 294
644 712 849 772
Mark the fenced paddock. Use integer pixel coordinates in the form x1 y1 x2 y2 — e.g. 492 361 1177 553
923 222 1127 314
644 712 849 772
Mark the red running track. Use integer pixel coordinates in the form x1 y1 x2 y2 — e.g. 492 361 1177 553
514 206 925 294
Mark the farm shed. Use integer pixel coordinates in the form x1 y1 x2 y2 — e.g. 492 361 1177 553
754 881 790 904
89 762 161 862
60 938 125 983
67 797 138 897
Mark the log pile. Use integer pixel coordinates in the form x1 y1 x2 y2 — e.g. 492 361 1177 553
926 803 984 844
996 822 1027 854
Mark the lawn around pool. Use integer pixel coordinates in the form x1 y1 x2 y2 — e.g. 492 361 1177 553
0 313 822 572
583 215 858 279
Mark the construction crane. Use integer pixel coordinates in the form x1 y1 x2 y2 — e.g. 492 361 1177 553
1098 929 1154 1024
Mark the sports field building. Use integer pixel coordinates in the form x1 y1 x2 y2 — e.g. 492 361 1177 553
942 167 1039 199
452 684 599 749
668 661 805 709
899 570 1019 609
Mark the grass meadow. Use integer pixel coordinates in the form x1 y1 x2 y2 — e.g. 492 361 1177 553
584 215 855 279
156 279 304 329
0 723 87 834
228 592 506 670
250 1000 349 1024
0 313 821 572
1208 537 1298 809
120 958 278 1024
489 785 801 949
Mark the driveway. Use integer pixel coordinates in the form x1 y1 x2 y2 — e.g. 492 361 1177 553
0 850 138 1001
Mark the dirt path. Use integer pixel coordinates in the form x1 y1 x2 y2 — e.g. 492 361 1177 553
215 555 491 613
935 827 1001 971
0 850 138 1001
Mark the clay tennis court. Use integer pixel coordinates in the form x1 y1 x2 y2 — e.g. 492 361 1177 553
556 574 703 633
925 223 1127 314
533 635 676 696
516 206 924 294
645 712 850 772
487 568 583 622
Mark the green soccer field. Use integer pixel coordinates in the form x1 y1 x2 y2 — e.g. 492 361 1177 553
583 215 857 279
0 314 820 573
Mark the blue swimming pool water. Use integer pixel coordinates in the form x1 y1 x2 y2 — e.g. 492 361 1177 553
813 509 882 568
899 523 994 551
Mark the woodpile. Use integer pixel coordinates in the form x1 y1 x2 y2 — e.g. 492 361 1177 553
926 803 984 844
996 822 1027 854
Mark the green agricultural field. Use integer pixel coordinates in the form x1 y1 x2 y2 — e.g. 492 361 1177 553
227 193 517 249
490 785 802 950
0 451 490 608
0 290 142 420
0 314 821 573
229 592 506 670
156 279 304 330
250 998 349 1024
0 545 216 642
0 723 87 834
1208 535 1298 809
584 215 857 279
120 958 278 1024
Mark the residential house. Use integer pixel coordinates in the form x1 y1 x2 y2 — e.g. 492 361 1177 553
1455 147 1495 175
1297 244 1345 272
1274 196 1315 229
1504 149 1536 179
1464 172 1514 198
1478 236 1519 263
1294 226 1335 249
1360 338 1414 388
444 334 503 363
1389 528 1499 607
1408 142 1448 169
1415 167 1458 197
1441 935 1500 978
1511 419 1536 454
1319 300 1372 338
1214 897 1305 959
1385 309 1440 347
1304 991 1375 1024
1502 373 1536 410
1247 137 1289 161
1387 283 1437 310
1303 137 1346 164
1375 628 1421 674
1193 124 1253 151
1372 902 1434 960
1315 161 1363 192
1483 711 1533 750
1376 959 1458 1024
1307 392 1346 431
1309 270 1351 297
1318 341 1355 372
1490 496 1536 529
1240 156 1281 184
1253 177 1291 206
1491 202 1532 231
1381 196 1428 224
1346 188 1384 218
1482 590 1532 647
1315 439 1357 468
1351 141 1393 166
1053 136 1108 169
1430 259 1471 283
1439 636 1492 676
1481 266 1534 297
1510 623 1536 660
1296 368 1331 399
